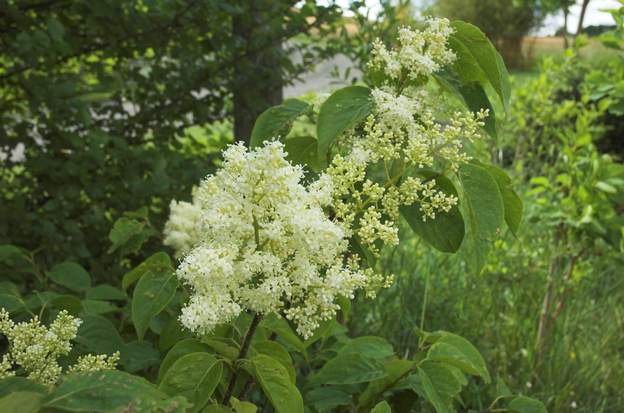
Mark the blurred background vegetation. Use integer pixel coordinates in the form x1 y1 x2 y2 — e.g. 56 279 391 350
1 1 623 412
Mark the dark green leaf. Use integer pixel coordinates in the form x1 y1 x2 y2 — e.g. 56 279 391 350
435 72 496 137
317 86 372 162
401 172 464 253
305 387 352 412
123 252 172 291
0 391 42 413
508 396 547 413
159 352 222 412
46 261 91 292
284 136 320 171
457 162 504 273
250 354 304 413
131 269 177 340
158 339 214 382
449 21 510 108
310 353 387 385
74 315 124 356
417 367 451 413
482 164 523 235
85 284 126 301
43 370 191 412
427 332 491 383
250 99 310 148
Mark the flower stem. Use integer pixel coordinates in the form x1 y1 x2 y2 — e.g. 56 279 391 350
222 312 263 405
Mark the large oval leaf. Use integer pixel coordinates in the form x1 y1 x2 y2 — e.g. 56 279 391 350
131 269 177 340
43 370 190 412
159 352 222 412
46 261 91 292
457 162 504 273
309 352 386 385
0 391 42 413
123 252 172 291
426 332 491 383
250 99 310 148
449 21 510 108
482 164 523 236
401 172 464 253
250 354 304 413
317 86 372 163
158 338 214 382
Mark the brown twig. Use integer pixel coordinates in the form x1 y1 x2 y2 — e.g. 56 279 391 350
222 313 263 406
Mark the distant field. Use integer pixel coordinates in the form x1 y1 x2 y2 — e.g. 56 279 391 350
522 35 619 67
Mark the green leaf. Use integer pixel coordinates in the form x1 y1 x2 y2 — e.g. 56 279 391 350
158 338 214 382
419 361 463 400
0 391 42 413
449 21 510 108
0 293 23 313
482 164 523 235
305 387 352 412
435 72 496 137
0 377 46 399
284 136 321 171
0 245 36 276
121 340 161 373
159 317 191 352
249 354 304 413
338 336 394 359
250 99 310 148
317 85 372 162
261 314 305 353
401 172 465 253
123 252 172 290
43 370 191 412
159 352 222 412
426 332 491 383
358 359 415 409
46 261 91 292
310 353 387 385
417 367 452 413
51 294 83 315
231 398 257 413
85 284 126 301
371 400 392 413
80 299 116 316
252 340 296 382
508 396 547 413
131 269 177 340
108 216 156 257
457 162 504 273
74 315 125 355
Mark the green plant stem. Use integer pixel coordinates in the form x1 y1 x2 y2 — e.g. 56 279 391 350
418 266 430 348
222 312 263 406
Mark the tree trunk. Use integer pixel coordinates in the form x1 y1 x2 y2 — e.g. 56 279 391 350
499 36 524 69
232 0 284 145
576 0 591 36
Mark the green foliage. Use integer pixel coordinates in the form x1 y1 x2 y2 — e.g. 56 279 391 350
317 85 373 163
0 7 556 413
0 0 345 277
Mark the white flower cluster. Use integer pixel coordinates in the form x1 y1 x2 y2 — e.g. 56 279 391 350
360 87 488 170
0 309 119 385
368 18 456 82
169 142 387 338
164 197 203 258
324 18 486 253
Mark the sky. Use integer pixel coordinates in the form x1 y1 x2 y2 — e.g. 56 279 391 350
330 0 621 36
538 0 621 35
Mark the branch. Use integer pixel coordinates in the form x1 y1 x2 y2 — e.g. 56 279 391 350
222 313 263 406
